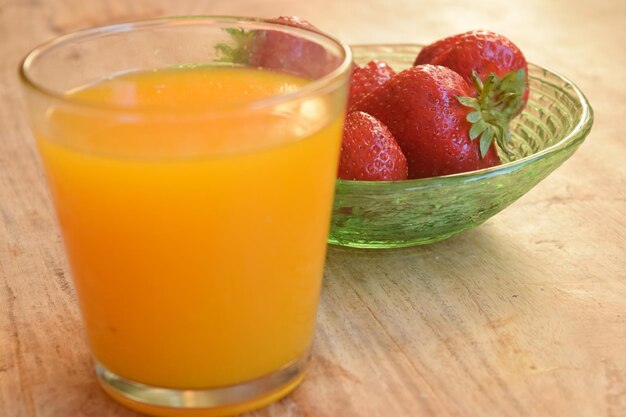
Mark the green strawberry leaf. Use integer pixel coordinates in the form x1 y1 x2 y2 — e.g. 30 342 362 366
471 69 484 93
215 43 234 56
469 120 488 140
456 96 481 110
466 111 482 123
479 128 495 157
457 68 527 159
491 69 526 119
481 73 496 99
214 27 258 64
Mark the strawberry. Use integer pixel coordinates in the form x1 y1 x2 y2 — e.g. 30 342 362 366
249 16 328 77
415 30 529 121
338 112 408 181
347 60 396 111
216 16 337 78
268 15 317 31
354 65 501 179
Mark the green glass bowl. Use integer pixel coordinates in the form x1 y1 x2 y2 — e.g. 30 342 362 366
328 44 593 248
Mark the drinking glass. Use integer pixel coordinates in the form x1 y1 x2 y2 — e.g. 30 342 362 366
20 16 351 416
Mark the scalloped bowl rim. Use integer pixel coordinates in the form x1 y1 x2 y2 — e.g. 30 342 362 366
337 43 594 190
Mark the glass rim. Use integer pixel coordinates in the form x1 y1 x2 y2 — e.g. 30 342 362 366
19 15 353 114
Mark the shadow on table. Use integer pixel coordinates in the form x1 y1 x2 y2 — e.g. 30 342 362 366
310 223 567 416
324 222 538 292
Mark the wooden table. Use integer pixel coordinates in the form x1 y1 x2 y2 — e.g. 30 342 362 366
1 1 625 416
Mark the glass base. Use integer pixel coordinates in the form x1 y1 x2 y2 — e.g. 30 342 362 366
95 356 308 417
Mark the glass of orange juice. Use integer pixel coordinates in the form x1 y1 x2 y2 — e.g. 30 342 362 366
20 16 351 416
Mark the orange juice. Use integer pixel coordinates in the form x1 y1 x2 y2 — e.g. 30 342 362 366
36 67 343 390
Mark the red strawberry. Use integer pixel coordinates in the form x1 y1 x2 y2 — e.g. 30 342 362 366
216 16 338 78
268 15 317 31
338 112 408 181
250 17 326 76
354 65 501 179
415 30 528 121
414 35 457 65
347 60 396 111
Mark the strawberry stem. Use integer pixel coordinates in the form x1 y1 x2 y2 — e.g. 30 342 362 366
456 68 526 158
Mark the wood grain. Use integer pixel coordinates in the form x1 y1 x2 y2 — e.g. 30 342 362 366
1 0 625 416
